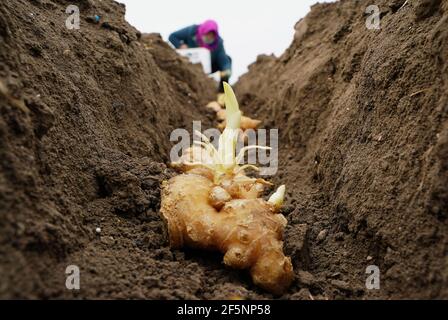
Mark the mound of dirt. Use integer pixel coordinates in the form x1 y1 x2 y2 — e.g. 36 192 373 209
0 0 222 299
236 0 448 298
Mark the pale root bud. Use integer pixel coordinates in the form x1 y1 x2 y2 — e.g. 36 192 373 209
209 186 232 210
268 185 286 210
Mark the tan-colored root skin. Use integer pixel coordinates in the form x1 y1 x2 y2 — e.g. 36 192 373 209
160 173 294 295
218 116 262 132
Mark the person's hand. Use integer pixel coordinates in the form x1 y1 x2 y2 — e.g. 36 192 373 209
179 44 188 49
220 70 231 78
208 71 221 82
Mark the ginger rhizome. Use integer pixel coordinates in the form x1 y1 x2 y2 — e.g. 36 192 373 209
207 97 262 132
160 83 293 294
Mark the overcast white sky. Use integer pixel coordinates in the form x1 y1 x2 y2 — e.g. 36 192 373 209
117 0 333 81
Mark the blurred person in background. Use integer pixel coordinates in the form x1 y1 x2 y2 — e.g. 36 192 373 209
169 19 232 92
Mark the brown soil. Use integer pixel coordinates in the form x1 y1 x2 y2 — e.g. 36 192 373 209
0 0 447 299
236 0 448 299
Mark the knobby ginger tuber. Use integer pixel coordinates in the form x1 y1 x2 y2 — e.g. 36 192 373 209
211 100 262 132
161 174 293 294
206 101 222 113
217 115 262 132
160 83 293 294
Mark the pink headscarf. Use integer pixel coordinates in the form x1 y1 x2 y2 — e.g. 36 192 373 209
196 20 219 51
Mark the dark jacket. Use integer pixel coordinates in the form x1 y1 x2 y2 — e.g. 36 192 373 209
169 25 232 74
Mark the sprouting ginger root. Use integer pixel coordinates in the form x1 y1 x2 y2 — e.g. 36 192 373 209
206 101 223 113
217 109 226 121
160 83 294 294
160 174 293 295
218 116 262 132
217 110 262 143
215 105 262 132
171 145 214 173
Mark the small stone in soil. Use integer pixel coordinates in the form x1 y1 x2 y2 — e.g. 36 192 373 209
335 232 345 241
317 229 328 242
297 270 316 286
331 279 352 292
290 288 313 300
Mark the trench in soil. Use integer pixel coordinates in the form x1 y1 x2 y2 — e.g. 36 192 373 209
0 0 447 299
